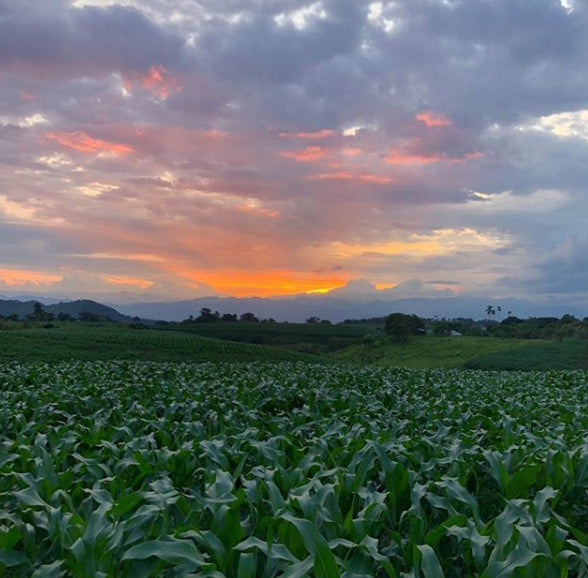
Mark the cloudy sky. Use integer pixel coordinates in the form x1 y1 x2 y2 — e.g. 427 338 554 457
2 0 588 304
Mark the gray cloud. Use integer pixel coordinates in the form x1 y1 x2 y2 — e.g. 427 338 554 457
1 0 588 301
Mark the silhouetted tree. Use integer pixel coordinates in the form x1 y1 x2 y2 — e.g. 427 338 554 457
385 313 423 342
240 312 259 323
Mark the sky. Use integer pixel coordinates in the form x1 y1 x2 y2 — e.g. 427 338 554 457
2 0 588 305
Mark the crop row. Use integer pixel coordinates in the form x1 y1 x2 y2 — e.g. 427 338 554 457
1 361 588 576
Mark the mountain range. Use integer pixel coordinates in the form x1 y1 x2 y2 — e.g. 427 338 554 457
3 281 587 324
114 294 587 323
0 299 132 322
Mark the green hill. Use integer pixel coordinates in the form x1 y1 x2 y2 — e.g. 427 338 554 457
329 335 588 370
0 298 132 321
0 324 326 363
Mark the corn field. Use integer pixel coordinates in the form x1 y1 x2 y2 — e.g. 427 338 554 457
1 361 588 576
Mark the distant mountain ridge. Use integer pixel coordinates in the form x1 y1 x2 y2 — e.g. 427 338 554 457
2 293 585 324
0 299 132 322
114 294 588 323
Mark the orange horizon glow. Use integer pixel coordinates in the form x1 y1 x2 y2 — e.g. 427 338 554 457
45 131 134 154
169 268 348 298
0 268 63 286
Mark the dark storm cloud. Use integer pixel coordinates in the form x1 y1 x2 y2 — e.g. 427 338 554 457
0 0 183 76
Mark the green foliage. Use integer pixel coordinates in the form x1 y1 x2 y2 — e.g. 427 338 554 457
385 313 423 342
165 320 371 355
332 336 533 369
465 339 588 370
0 325 325 363
3 362 588 575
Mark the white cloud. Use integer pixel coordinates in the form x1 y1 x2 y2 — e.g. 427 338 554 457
465 189 571 214
275 2 327 30
518 109 588 141
0 113 49 128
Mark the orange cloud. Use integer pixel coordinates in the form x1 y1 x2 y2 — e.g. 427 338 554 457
100 275 154 289
415 111 452 127
0 268 62 287
358 173 393 184
45 131 134 154
279 129 337 140
124 65 182 100
238 204 280 218
384 149 445 164
309 171 392 183
280 146 328 162
310 171 354 180
341 147 363 157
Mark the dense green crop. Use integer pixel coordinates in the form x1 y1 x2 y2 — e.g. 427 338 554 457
2 362 588 576
0 326 325 363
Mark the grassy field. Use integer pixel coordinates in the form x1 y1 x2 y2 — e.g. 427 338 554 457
331 335 588 370
2 361 588 576
331 335 532 368
160 320 378 355
0 323 325 363
1 321 588 370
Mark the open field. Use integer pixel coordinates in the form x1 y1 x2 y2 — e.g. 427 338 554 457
2 322 588 371
161 321 378 355
0 324 324 364
2 361 588 576
331 336 588 371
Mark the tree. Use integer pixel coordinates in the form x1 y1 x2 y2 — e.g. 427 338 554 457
306 316 320 324
27 302 54 322
240 312 259 323
195 308 220 323
384 313 423 342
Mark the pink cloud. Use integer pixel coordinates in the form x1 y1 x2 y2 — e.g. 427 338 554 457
280 146 328 162
238 205 280 218
45 131 134 154
20 91 37 101
358 173 393 184
341 147 363 157
415 111 452 127
123 65 182 100
309 171 392 184
278 129 337 140
385 141 481 165
385 149 445 164
199 130 229 139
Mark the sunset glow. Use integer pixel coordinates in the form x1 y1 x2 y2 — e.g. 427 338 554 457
45 131 134 155
0 268 63 287
415 111 452 128
1 1 586 308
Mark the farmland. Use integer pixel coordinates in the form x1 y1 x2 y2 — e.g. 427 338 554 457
0 324 325 364
2 361 588 576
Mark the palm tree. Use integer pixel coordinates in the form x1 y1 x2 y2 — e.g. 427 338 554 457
486 305 496 318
